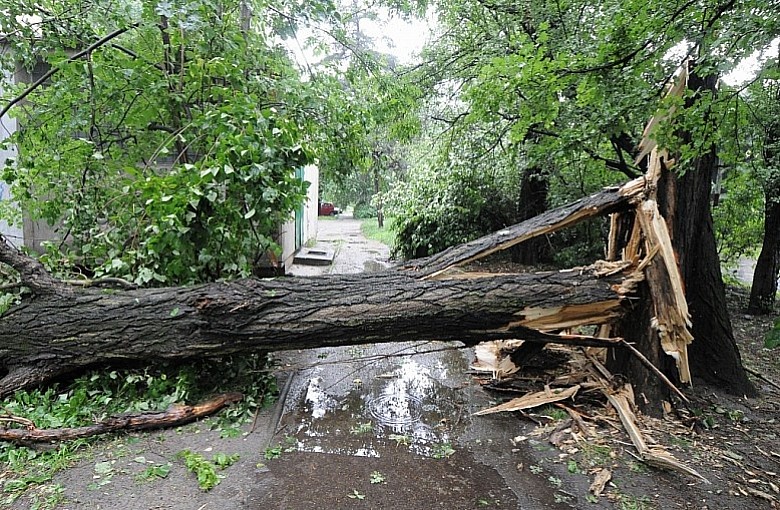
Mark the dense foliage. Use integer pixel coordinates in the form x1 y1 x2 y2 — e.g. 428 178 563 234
0 0 376 285
384 0 780 266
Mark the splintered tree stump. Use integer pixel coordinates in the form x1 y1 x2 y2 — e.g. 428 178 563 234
0 268 632 396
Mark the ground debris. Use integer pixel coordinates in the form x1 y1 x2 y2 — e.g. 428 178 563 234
473 340 707 482
473 385 580 416
589 468 612 497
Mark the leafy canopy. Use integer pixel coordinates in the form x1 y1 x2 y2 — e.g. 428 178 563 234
0 0 389 284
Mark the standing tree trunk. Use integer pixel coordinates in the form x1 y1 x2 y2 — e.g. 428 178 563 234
749 86 780 314
511 167 550 264
657 62 755 395
749 196 780 314
370 146 385 229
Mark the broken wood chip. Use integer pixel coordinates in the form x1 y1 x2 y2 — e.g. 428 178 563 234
589 468 612 497
473 385 580 416
745 486 777 502
602 383 708 483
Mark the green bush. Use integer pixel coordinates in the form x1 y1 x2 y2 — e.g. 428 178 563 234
765 319 780 349
385 151 522 260
353 202 378 219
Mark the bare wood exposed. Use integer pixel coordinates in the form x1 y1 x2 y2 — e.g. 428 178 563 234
602 383 707 482
473 385 581 416
589 468 612 496
635 67 689 165
0 393 242 443
636 199 693 383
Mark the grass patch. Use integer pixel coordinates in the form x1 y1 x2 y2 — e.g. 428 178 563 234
360 218 395 249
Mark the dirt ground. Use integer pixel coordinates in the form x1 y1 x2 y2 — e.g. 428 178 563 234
6 217 780 510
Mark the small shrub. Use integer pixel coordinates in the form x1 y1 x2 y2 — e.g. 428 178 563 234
764 318 780 349
353 201 377 219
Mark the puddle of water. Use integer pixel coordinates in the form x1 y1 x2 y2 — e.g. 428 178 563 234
279 348 469 458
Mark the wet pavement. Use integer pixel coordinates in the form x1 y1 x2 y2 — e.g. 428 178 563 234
287 215 391 277
261 215 574 509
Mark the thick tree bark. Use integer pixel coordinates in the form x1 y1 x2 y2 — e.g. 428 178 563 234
748 100 780 314
0 269 631 397
749 197 780 314
656 63 755 395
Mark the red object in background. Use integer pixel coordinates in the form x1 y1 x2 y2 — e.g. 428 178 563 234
318 202 338 216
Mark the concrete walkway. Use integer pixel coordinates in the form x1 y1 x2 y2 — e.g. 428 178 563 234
287 215 390 277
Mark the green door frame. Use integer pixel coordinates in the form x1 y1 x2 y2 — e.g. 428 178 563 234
294 167 305 250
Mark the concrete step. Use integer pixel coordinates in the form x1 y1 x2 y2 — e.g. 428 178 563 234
293 246 335 266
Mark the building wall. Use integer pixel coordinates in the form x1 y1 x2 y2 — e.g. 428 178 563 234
303 164 319 245
278 164 319 272
0 63 24 248
1 49 60 251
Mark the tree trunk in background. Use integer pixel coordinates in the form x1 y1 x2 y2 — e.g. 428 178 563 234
511 167 550 264
373 164 384 228
749 197 780 314
749 100 780 314
657 63 755 395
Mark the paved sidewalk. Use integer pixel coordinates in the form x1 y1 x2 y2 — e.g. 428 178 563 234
287 215 390 277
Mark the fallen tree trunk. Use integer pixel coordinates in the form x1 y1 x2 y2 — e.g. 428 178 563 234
0 267 634 397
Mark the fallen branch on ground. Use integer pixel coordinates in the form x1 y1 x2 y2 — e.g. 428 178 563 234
0 393 243 444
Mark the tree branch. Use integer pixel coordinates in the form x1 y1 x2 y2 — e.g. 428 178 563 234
0 235 66 295
0 23 140 120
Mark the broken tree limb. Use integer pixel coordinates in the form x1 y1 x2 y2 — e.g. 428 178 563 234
0 267 636 397
618 340 689 403
402 178 647 279
0 393 243 443
635 199 694 383
0 236 67 296
0 23 141 121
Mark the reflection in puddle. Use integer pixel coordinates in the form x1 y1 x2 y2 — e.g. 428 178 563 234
303 377 337 419
280 350 468 459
